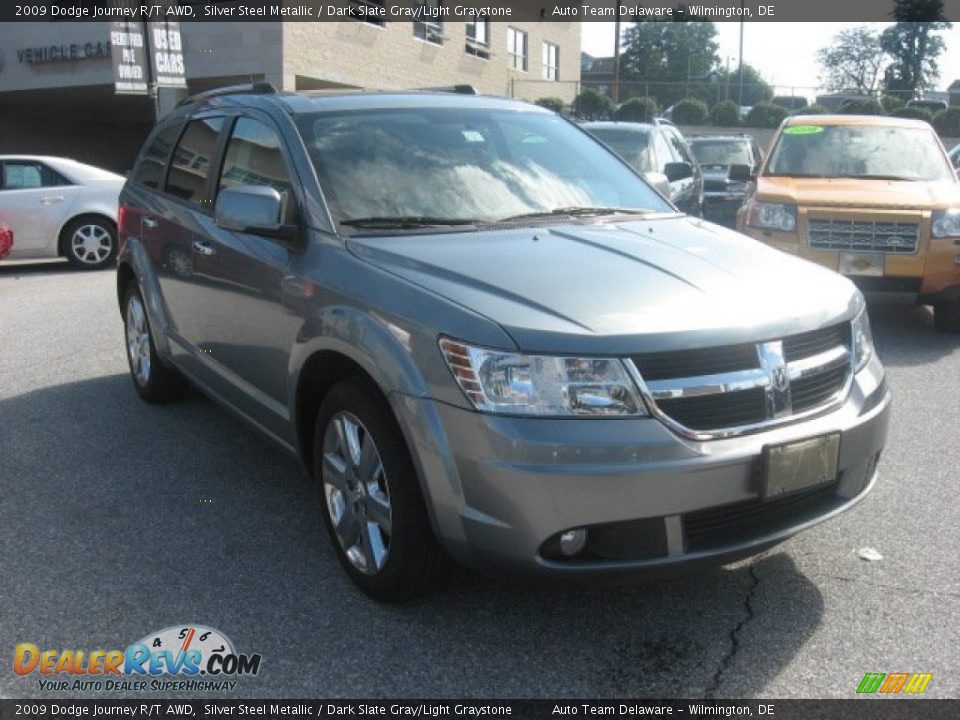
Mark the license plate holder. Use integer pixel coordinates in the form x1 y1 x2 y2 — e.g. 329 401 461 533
761 433 840 500
839 252 883 277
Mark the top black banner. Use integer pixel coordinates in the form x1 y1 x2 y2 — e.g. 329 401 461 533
4 0 960 23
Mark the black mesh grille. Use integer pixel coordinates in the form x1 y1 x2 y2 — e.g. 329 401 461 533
632 343 757 381
792 365 849 412
783 324 850 362
657 388 766 431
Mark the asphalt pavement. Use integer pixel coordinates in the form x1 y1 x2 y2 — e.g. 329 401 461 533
1 260 958 699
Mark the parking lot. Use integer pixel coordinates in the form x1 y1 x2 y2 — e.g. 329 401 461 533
1 260 959 700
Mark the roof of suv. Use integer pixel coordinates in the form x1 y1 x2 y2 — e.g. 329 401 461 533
783 114 933 129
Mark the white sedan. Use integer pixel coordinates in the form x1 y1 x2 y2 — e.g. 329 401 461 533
0 156 124 269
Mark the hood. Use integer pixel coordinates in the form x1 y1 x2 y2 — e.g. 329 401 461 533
756 176 960 209
348 217 861 354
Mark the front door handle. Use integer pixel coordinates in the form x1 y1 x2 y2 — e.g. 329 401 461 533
143 217 159 229
41 196 64 205
192 240 216 257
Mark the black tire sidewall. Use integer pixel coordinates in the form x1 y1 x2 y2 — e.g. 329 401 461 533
123 284 185 402
64 217 117 270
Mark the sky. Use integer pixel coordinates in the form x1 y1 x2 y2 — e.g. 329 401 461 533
580 22 960 99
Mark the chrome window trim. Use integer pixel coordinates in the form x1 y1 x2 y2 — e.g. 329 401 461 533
626 331 855 441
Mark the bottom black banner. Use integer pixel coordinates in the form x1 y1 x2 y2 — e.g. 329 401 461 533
1 701 959 720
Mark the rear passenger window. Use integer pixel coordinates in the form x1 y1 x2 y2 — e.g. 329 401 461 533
165 117 225 206
2 161 71 190
218 117 297 224
132 122 182 189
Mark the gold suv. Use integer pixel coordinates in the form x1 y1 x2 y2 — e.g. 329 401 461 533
737 115 960 331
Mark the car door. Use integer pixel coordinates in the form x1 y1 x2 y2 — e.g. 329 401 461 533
0 159 81 256
180 113 305 438
663 126 702 217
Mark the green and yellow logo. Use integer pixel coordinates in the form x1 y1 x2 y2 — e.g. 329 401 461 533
857 672 933 695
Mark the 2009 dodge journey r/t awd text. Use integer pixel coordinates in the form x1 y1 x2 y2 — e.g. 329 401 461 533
117 86 891 600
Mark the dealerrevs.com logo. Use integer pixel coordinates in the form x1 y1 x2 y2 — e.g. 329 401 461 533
13 625 262 692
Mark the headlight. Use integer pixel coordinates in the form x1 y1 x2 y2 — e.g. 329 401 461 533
439 339 647 417
932 209 960 238
747 201 797 232
852 306 874 372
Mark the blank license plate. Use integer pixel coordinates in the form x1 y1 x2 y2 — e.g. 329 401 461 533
762 434 840 500
839 252 883 277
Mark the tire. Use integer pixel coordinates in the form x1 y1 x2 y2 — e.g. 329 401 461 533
314 378 446 601
123 284 188 403
63 216 117 270
934 301 960 333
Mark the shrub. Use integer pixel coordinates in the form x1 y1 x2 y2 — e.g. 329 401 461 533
799 104 829 115
892 106 933 122
746 103 789 128
534 97 566 114
881 95 905 113
671 98 709 125
933 108 960 137
772 96 808 111
711 100 741 126
572 90 614 121
614 97 658 123
838 98 883 115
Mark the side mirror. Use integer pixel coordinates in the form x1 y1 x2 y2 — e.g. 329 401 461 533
664 161 693 183
729 164 754 183
644 171 672 197
215 186 298 242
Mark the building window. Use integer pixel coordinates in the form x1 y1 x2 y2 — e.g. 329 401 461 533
542 41 559 81
507 27 527 72
413 1 444 45
465 20 490 59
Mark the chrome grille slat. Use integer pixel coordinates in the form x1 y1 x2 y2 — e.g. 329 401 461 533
630 323 853 438
808 218 919 254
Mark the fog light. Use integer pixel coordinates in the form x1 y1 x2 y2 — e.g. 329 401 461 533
559 528 588 556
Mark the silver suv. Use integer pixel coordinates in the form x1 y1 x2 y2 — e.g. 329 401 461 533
117 86 891 600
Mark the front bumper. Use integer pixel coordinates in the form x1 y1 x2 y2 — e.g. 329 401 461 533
394 354 890 577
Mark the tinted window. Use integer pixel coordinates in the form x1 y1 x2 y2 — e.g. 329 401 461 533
586 128 652 173
2 161 70 190
166 117 225 205
218 117 297 224
296 108 670 224
132 121 182 189
664 127 694 164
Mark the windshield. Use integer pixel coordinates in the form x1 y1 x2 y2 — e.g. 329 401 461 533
766 124 953 181
690 139 753 167
584 127 653 173
295 108 670 226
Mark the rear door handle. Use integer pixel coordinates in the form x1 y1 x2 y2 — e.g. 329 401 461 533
192 240 216 257
41 196 64 205
143 217 159 229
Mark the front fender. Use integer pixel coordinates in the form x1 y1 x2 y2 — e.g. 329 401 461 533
117 237 174 359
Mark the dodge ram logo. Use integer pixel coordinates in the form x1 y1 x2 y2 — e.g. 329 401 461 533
758 341 792 419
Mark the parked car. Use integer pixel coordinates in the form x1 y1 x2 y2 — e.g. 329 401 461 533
583 120 703 216
949 143 960 170
118 86 890 600
737 114 960 331
0 219 12 260
0 156 124 269
688 134 765 227
906 98 949 113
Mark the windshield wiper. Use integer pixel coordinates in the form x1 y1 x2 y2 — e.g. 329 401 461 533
340 216 482 230
498 206 655 222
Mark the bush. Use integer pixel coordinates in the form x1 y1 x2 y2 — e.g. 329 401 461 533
711 100 741 126
799 104 829 115
746 103 789 128
614 97 658 123
534 97 565 114
881 95 905 114
772 96 808 111
671 98 709 125
838 98 883 115
892 106 934 122
572 90 614 121
933 108 960 137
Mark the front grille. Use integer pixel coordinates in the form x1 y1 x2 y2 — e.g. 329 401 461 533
684 482 843 551
808 218 919 254
632 323 852 436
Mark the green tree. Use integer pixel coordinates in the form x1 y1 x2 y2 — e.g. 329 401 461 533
746 103 789 129
881 95 906 113
672 98 708 125
614 97 659 123
534 97 565 114
817 26 890 95
718 63 774 106
572 90 614 121
892 106 934 121
933 107 960 136
881 0 952 100
838 98 884 115
621 20 720 108
712 100 741 126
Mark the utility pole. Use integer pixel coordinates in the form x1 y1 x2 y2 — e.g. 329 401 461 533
612 15 621 105
737 1 745 107
142 20 159 121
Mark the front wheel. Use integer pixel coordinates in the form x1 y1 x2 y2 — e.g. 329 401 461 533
123 285 188 402
63 217 117 269
934 301 960 333
315 378 446 601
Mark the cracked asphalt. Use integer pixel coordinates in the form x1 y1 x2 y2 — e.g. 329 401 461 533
1 261 958 700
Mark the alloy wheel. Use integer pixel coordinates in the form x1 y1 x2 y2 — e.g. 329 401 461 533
71 224 112 264
125 294 151 387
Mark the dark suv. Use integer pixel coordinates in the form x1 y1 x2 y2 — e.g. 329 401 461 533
117 86 889 600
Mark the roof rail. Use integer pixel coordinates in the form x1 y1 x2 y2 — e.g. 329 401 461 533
416 84 478 95
176 82 278 108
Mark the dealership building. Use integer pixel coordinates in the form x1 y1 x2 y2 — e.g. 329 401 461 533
0 20 581 172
